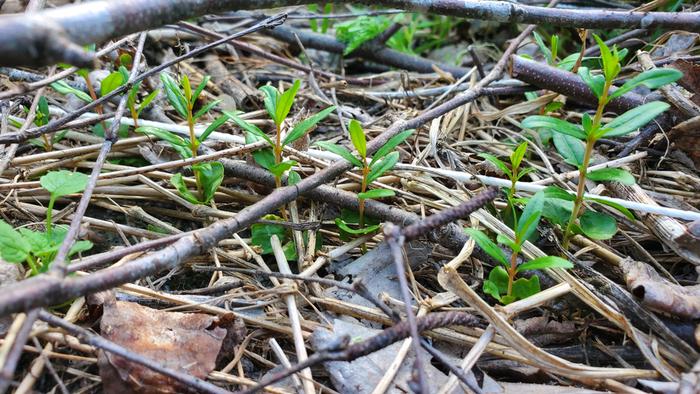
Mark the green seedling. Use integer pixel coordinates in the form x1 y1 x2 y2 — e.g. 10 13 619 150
26 96 67 151
308 3 333 33
0 170 92 276
522 34 682 248
465 191 573 305
98 65 159 129
317 120 412 237
479 141 535 227
137 73 228 205
227 80 335 191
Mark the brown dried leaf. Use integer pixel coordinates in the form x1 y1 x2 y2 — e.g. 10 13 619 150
98 297 240 393
513 316 579 347
619 258 700 319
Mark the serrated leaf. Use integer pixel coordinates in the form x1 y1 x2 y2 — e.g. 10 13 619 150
283 106 336 146
609 68 683 100
521 116 586 139
517 256 573 273
225 111 273 146
516 191 544 243
193 161 224 204
170 173 200 204
0 220 30 263
275 80 300 126
580 210 617 240
553 133 585 166
40 170 88 198
601 101 670 137
464 228 508 267
367 151 398 184
136 126 192 159
100 71 125 97
315 141 363 168
358 188 395 200
348 119 367 158
371 129 413 166
587 168 635 185
511 275 541 301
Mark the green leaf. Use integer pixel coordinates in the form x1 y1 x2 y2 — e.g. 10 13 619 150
487 265 510 296
170 173 200 204
558 53 580 72
251 217 287 254
0 220 30 263
543 186 575 201
245 131 276 171
50 81 92 103
100 71 125 97
275 80 300 127
348 119 367 159
587 168 635 185
40 170 88 198
578 67 605 99
517 256 573 273
137 89 160 116
479 153 511 178
521 116 586 140
283 106 336 146
193 99 221 120
585 197 635 220
553 133 585 167
483 280 502 302
136 126 192 159
609 68 683 100
542 197 574 228
192 76 210 103
511 275 541 301
287 170 301 185
259 85 279 122
367 151 398 184
268 160 297 179
336 15 391 55
371 129 413 166
127 82 140 109
193 162 224 204
335 218 381 235
225 111 273 146
181 74 192 102
533 31 552 65
315 141 363 168
516 191 544 244
601 101 670 138
510 141 528 171
496 233 519 254
464 228 508 267
593 33 620 81
199 115 229 143
160 74 188 119
358 188 395 200
580 211 617 240
92 122 129 139
35 96 50 126
69 240 93 256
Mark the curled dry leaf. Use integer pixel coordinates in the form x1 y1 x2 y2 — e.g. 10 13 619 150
513 316 579 347
97 294 242 393
619 258 700 319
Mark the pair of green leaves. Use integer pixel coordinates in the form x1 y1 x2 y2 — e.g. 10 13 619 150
171 162 224 205
479 141 534 184
0 170 92 275
260 80 301 128
161 73 220 121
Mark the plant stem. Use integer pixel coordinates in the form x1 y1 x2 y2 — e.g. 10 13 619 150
41 134 52 151
507 251 518 297
83 76 107 131
45 195 56 237
561 80 610 249
129 104 139 129
274 123 288 220
26 255 39 276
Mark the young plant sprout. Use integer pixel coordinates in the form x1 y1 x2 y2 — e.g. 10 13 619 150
317 120 412 237
522 34 682 249
137 73 228 205
227 79 336 190
465 191 572 304
0 170 92 276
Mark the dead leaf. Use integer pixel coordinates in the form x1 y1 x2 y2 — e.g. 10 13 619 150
98 294 241 393
619 258 700 319
513 316 579 347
